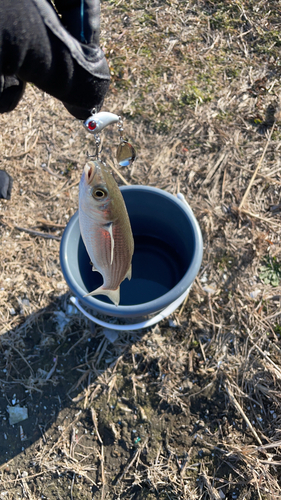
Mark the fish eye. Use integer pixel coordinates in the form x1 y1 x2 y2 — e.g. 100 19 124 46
92 188 107 199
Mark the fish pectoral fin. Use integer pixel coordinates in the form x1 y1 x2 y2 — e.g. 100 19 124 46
103 222 114 265
83 286 120 306
125 264 132 281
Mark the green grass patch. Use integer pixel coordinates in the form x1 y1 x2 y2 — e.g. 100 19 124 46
259 256 281 287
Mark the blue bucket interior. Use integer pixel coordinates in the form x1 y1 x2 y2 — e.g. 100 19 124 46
60 186 203 318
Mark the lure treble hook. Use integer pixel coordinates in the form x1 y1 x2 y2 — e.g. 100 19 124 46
83 111 136 167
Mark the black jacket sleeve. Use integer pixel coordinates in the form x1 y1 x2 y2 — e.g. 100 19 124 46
0 0 110 119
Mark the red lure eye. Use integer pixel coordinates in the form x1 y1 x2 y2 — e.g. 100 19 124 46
87 120 97 131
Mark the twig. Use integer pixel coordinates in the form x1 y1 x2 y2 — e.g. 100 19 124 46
3 132 39 159
90 408 105 497
225 383 262 446
101 445 105 500
238 164 281 186
203 151 228 186
196 311 230 329
239 123 275 210
239 207 279 227
45 356 58 380
208 294 216 336
116 438 148 485
0 471 45 482
198 339 207 363
222 166 227 201
83 371 91 410
10 345 34 376
70 428 76 458
70 473 75 500
251 343 281 378
200 466 221 500
90 408 103 445
189 381 214 398
42 154 65 179
36 218 66 229
178 294 189 317
0 378 43 393
246 331 281 378
180 451 191 478
257 440 281 451
20 476 36 500
14 226 61 241
59 178 80 193
107 158 130 185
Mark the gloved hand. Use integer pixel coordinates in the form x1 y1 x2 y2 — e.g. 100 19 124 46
0 0 111 200
0 76 26 114
0 0 110 119
0 170 13 200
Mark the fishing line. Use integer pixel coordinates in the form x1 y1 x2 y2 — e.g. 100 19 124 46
80 0 86 43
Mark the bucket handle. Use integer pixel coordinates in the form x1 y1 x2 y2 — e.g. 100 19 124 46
70 286 191 331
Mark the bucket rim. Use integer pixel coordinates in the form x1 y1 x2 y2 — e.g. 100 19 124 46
60 185 203 318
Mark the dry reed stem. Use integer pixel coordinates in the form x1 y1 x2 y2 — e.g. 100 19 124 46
116 438 148 486
107 158 130 185
225 383 262 446
13 225 61 240
239 123 275 210
3 132 39 159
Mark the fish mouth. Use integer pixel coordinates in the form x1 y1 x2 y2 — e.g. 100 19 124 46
84 162 109 204
84 161 101 185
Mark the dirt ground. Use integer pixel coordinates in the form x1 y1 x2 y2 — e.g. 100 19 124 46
1 1 281 499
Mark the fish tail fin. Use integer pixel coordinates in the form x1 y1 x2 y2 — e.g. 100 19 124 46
84 286 120 306
125 264 132 281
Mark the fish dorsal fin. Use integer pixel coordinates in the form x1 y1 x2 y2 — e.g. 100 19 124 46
104 222 114 265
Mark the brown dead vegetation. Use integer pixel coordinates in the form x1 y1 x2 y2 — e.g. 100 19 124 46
1 0 281 499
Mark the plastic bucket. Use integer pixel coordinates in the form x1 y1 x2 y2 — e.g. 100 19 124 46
60 186 203 330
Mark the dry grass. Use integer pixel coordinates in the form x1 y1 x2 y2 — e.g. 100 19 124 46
1 0 281 499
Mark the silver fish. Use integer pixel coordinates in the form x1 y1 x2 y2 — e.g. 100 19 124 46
79 160 134 306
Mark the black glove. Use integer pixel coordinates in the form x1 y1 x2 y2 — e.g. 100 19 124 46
53 0 100 47
0 0 110 119
0 170 13 200
0 76 26 114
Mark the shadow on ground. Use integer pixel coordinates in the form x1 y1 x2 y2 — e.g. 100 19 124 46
0 293 133 467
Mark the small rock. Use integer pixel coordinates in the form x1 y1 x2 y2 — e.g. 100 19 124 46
168 319 177 328
198 447 211 457
203 284 216 295
196 420 205 428
53 311 70 333
21 298 30 307
200 273 208 283
66 304 79 316
102 328 119 343
183 380 193 390
7 406 28 425
250 289 261 299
